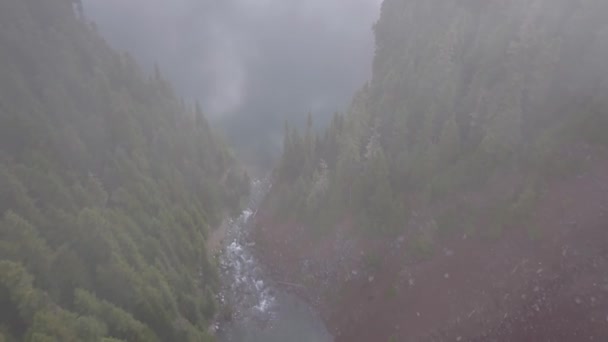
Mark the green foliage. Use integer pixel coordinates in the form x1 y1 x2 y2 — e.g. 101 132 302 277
527 225 542 241
26 310 107 342
578 112 608 146
407 233 435 260
436 205 474 239
265 0 608 248
0 0 249 339
363 253 383 273
74 289 159 342
481 204 509 241
509 187 539 224
385 285 398 300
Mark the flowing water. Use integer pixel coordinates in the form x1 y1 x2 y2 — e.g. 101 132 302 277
215 180 333 342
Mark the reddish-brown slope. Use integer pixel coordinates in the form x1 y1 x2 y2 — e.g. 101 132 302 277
253 146 608 341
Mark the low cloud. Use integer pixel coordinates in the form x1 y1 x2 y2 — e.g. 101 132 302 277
83 0 381 166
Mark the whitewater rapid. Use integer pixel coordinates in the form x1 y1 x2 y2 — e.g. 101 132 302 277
215 180 332 342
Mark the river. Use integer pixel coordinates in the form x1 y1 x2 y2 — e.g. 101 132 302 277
214 180 333 342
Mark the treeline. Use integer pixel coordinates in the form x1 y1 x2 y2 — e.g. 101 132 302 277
266 0 608 245
0 0 248 341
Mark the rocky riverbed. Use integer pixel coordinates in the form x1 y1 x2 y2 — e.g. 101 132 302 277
212 180 333 342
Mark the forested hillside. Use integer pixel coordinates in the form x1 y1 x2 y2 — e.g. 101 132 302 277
0 0 249 341
257 1 608 339
268 0 608 242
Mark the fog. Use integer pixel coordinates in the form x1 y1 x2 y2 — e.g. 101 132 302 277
82 0 382 169
4 0 608 341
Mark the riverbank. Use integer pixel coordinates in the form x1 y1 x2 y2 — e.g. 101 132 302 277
252 146 608 341
208 180 333 341
207 219 233 258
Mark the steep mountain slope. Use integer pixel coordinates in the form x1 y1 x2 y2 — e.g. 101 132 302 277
0 0 248 341
256 0 608 340
268 0 608 236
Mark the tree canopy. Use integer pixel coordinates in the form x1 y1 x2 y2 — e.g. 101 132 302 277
266 0 608 242
0 0 249 340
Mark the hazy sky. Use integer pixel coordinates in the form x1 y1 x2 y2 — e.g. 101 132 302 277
82 0 381 167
